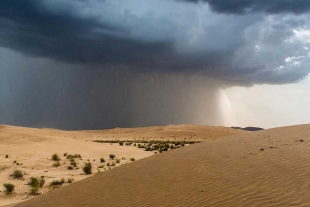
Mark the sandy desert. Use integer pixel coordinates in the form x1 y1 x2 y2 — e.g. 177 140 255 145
0 124 242 206
1 124 310 206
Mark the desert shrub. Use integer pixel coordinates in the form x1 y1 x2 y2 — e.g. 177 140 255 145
52 153 60 161
3 183 15 194
39 177 45 187
116 159 120 163
52 161 61 168
30 186 39 195
107 163 110 166
109 154 115 159
70 158 77 167
130 158 135 162
50 179 65 186
119 142 124 146
67 178 74 183
83 162 92 174
5 154 9 158
28 177 38 187
98 165 104 168
111 162 115 166
66 154 73 159
13 161 17 163
100 158 105 163
68 166 73 170
12 170 23 179
67 154 82 159
28 177 45 188
64 153 67 157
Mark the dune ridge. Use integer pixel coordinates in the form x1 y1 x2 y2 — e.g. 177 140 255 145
13 124 310 207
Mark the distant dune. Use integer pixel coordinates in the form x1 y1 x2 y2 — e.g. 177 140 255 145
83 124 244 141
0 124 242 206
10 124 310 207
231 126 264 131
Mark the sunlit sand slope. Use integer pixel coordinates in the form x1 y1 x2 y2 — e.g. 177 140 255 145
15 124 310 207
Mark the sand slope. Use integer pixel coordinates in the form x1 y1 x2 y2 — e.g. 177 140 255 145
0 125 153 206
0 124 242 206
13 124 310 207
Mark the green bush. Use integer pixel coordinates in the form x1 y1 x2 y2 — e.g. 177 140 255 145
52 161 61 167
70 158 77 167
28 177 45 188
30 186 39 195
109 154 115 159
83 162 92 174
12 170 23 179
50 179 64 186
3 183 15 194
39 177 45 187
52 153 60 161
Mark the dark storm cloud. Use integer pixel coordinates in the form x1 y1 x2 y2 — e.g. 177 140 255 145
183 0 310 14
0 0 310 85
0 0 172 68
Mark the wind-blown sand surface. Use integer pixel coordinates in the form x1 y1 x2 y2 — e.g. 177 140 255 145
0 124 242 206
11 124 310 207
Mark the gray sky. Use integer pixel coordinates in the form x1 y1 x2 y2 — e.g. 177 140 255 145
0 0 310 129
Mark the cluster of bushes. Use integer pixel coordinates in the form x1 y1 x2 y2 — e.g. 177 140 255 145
66 154 82 159
28 177 45 195
51 153 61 168
94 139 200 145
3 170 23 195
94 139 201 154
49 178 65 189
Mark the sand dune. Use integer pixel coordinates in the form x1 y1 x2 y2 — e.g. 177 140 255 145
83 124 244 141
10 124 310 207
0 124 241 206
